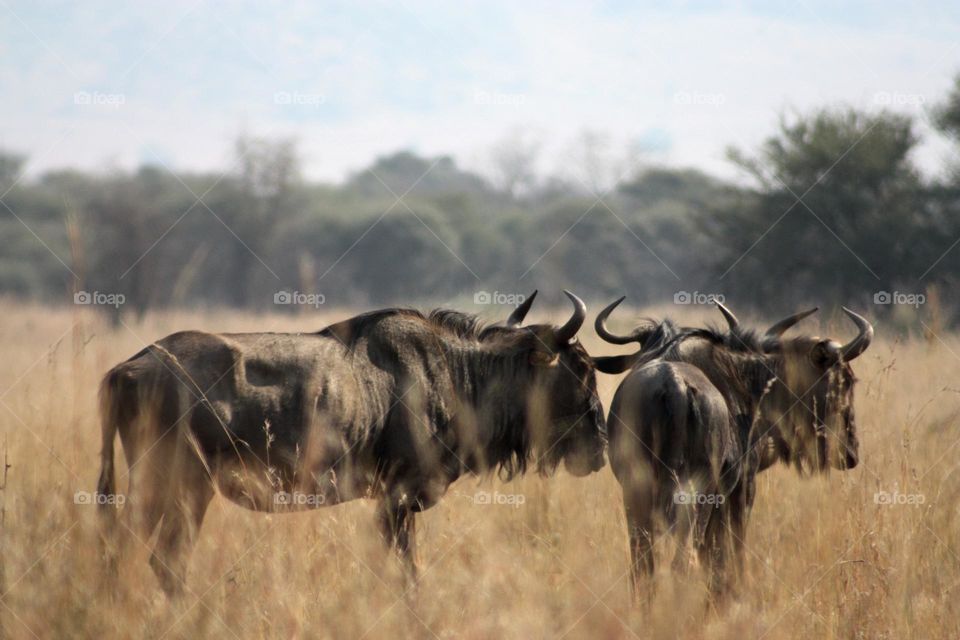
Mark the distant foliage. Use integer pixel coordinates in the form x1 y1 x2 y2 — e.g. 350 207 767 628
3 82 960 324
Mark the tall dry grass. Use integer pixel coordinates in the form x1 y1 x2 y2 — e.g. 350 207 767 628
1 300 958 639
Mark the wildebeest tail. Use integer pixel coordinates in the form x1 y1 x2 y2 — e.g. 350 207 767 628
97 364 135 521
654 379 700 523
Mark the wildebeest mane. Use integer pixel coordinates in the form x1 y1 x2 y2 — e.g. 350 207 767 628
316 306 553 480
627 318 776 437
316 307 520 347
699 323 765 353
316 308 419 345
628 319 765 366
428 308 498 340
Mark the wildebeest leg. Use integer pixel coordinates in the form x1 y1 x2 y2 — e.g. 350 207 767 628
727 480 752 588
113 424 172 569
697 503 731 597
100 469 165 596
671 497 695 575
376 497 418 585
149 438 214 598
622 483 655 599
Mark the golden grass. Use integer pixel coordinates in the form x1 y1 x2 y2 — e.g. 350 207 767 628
1 300 959 639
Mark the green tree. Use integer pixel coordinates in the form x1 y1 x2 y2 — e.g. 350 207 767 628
923 71 960 308
714 108 923 310
0 151 26 194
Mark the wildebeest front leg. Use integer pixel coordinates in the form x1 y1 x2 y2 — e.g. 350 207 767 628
727 478 754 588
376 497 418 584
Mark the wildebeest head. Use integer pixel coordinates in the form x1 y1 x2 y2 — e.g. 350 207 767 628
593 298 873 474
494 291 607 477
731 305 873 472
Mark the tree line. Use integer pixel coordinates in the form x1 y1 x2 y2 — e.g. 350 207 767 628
3 75 960 327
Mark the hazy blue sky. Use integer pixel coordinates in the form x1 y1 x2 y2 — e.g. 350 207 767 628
2 1 959 183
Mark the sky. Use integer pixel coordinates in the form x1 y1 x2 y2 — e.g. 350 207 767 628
2 0 960 185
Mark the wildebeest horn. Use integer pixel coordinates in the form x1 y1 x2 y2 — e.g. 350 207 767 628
595 296 646 345
764 307 819 339
839 307 873 361
715 301 739 331
592 350 644 374
555 290 586 343
505 290 537 327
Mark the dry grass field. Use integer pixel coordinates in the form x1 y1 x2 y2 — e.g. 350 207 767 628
1 300 959 639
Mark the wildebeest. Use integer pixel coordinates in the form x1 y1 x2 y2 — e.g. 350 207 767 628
592 300 873 593
596 358 738 594
97 291 606 595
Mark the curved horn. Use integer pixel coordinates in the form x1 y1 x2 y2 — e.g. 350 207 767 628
839 307 873 361
595 296 642 345
592 350 644 375
715 300 739 331
505 290 537 327
595 296 626 342
555 290 586 344
764 307 819 339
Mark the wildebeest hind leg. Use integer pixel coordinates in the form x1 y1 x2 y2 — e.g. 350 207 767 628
671 498 695 575
111 424 172 574
622 483 655 599
697 506 732 598
149 438 214 598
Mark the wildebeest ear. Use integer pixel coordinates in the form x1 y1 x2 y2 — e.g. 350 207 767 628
529 349 559 367
810 340 841 368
